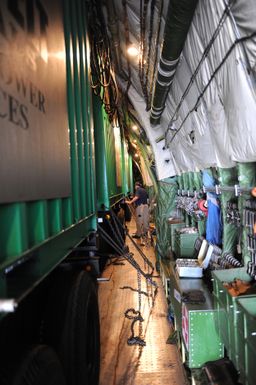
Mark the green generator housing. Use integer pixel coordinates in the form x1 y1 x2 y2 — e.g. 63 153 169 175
169 262 224 368
236 297 256 385
173 230 199 258
212 268 255 370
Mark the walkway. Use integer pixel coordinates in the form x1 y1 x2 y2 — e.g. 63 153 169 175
98 220 187 385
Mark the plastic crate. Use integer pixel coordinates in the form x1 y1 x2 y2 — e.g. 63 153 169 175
212 268 254 370
174 230 198 258
236 296 256 385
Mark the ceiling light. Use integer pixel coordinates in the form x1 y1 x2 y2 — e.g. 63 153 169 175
127 44 139 57
132 125 138 131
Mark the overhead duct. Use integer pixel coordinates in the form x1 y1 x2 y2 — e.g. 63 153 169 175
150 0 198 125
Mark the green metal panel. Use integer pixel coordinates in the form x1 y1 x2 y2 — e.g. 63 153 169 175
27 201 49 247
121 127 128 195
173 231 199 258
0 215 96 321
182 173 190 226
238 163 256 265
93 94 110 210
212 268 253 369
236 296 256 385
128 156 134 193
104 117 123 200
170 222 186 250
70 0 87 218
0 0 97 307
48 199 63 236
187 308 223 368
0 204 28 262
168 262 224 368
63 0 80 221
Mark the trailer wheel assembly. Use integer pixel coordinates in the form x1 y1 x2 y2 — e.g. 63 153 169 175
0 345 66 385
42 270 100 385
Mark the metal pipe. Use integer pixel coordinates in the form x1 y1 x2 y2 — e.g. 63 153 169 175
150 0 198 125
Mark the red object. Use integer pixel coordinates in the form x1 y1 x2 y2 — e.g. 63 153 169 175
251 187 256 198
198 199 208 216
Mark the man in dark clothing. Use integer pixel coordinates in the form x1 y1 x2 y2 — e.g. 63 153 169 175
125 182 149 238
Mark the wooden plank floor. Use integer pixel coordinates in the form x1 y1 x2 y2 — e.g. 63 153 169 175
98 220 187 385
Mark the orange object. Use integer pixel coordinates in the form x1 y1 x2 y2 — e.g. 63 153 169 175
251 187 256 197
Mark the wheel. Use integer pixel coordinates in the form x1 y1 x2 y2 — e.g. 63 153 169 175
42 269 100 385
0 345 66 385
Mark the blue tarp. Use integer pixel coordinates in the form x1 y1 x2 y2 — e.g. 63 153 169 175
202 170 222 245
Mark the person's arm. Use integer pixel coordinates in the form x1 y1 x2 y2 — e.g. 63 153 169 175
125 195 139 205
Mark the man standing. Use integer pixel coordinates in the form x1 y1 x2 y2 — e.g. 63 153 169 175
125 182 149 238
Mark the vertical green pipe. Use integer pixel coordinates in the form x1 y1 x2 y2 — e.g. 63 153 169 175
120 127 128 195
218 167 238 254
88 107 96 214
63 0 80 221
48 199 62 235
189 172 196 227
238 163 256 265
62 197 73 228
27 201 49 247
76 0 90 215
129 155 134 193
70 0 86 218
0 203 28 262
93 94 110 210
177 174 185 223
194 172 205 236
81 0 96 214
183 172 190 226
194 172 202 191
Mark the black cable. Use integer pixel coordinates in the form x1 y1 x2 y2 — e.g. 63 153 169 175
145 0 156 110
139 0 150 106
149 0 164 107
122 0 132 96
168 31 256 144
167 0 233 133
87 0 118 122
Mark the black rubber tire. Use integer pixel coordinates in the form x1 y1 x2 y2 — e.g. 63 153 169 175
42 270 100 385
0 345 66 385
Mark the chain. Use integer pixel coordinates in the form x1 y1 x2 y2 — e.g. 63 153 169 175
119 286 150 297
126 232 155 274
110 205 155 274
124 308 146 347
97 209 158 347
